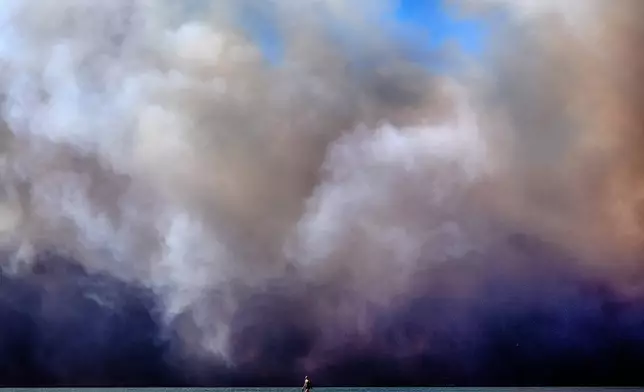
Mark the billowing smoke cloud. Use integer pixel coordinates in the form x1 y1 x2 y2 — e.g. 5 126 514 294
1 0 644 386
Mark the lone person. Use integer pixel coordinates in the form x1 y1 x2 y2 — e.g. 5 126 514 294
302 376 312 392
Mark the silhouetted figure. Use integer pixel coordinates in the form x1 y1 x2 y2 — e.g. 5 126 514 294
302 375 313 392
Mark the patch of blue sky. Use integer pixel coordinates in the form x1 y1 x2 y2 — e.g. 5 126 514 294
236 0 491 69
393 0 488 56
234 2 284 65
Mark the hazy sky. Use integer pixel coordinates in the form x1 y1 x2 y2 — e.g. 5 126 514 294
245 0 489 64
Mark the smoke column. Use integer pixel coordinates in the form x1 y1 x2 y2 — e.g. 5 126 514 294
1 0 644 386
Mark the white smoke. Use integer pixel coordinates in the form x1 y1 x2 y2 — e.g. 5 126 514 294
0 0 494 361
289 93 490 298
4 0 636 367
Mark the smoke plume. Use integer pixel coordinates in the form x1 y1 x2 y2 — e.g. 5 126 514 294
1 0 644 386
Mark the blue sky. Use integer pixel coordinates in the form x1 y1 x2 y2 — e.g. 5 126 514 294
240 0 489 65
393 0 487 55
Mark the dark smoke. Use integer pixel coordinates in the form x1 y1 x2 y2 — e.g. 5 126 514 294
4 239 644 386
0 252 180 386
1 0 644 386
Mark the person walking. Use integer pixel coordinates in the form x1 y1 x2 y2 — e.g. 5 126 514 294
302 376 313 392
